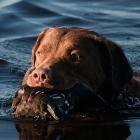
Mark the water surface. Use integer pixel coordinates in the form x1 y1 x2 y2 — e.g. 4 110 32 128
0 0 140 139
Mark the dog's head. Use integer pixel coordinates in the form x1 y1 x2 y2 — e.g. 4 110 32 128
27 27 104 90
27 27 132 93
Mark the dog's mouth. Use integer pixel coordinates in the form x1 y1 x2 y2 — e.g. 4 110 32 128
24 83 90 97
23 83 109 112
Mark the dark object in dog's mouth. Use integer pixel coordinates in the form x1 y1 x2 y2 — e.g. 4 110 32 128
12 84 140 121
12 84 100 120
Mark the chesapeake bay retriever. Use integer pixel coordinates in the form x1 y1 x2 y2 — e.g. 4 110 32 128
12 27 132 119
24 27 132 102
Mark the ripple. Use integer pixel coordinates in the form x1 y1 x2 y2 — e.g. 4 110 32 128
0 0 21 8
0 59 9 64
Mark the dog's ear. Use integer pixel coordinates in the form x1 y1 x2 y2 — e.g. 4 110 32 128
89 32 132 93
99 39 133 91
32 29 47 67
109 41 133 89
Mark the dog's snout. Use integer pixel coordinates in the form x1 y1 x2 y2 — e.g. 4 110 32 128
27 67 55 88
32 69 49 82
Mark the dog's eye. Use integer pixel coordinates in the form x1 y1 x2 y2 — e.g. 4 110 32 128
70 51 80 64
36 51 41 56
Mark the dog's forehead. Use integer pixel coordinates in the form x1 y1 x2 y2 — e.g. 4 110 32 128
42 29 65 45
38 28 68 50
38 28 94 52
59 32 93 50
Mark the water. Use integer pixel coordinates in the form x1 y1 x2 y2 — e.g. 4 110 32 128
0 0 140 139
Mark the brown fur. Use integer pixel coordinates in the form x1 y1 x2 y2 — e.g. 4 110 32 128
25 27 132 101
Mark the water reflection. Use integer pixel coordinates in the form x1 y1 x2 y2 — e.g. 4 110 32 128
16 120 131 140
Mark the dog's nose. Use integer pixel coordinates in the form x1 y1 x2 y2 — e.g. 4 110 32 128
32 69 49 82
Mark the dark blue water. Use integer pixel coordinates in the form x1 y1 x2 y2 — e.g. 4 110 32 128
0 0 140 139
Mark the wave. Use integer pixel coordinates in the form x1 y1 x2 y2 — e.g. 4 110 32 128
0 59 9 64
0 0 21 8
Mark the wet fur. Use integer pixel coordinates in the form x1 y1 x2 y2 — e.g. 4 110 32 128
12 27 138 119
26 27 133 101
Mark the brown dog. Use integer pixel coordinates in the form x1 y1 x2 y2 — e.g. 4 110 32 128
24 27 132 102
